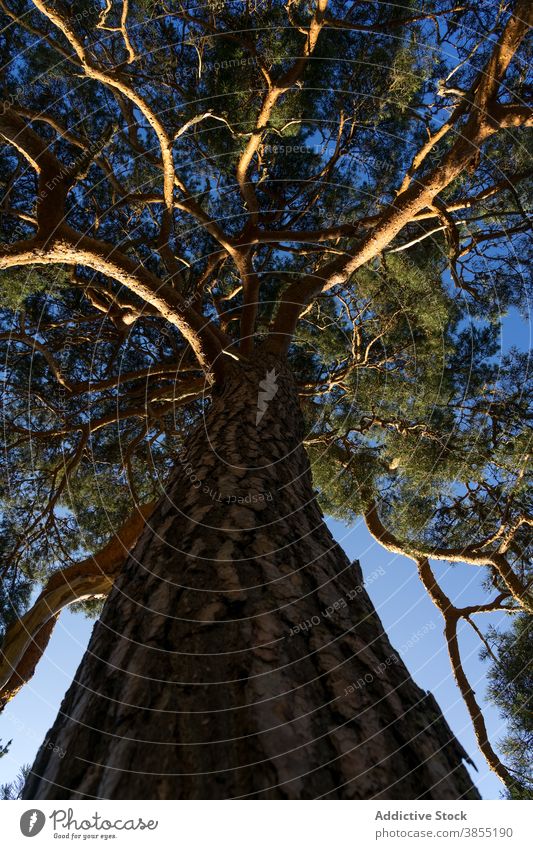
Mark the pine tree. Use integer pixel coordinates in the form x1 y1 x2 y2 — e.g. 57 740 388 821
0 0 531 799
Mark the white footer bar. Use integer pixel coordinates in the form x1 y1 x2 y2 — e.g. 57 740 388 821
3 799 532 848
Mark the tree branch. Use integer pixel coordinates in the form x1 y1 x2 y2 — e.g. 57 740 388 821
0 501 157 710
267 0 532 353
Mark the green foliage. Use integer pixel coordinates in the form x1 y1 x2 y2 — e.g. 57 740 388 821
481 615 533 798
0 3 528 571
0 763 30 799
0 267 69 310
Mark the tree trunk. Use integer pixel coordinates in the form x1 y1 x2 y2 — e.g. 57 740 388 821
23 353 480 800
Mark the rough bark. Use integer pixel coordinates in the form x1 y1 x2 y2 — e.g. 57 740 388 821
23 353 480 800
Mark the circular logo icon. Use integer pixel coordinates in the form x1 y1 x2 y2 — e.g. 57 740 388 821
20 809 46 837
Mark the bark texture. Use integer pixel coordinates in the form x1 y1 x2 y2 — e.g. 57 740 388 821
23 354 480 800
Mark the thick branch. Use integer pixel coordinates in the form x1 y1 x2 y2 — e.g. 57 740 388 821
363 496 533 613
0 228 225 376
267 0 532 352
235 0 329 223
415 559 515 787
0 501 157 710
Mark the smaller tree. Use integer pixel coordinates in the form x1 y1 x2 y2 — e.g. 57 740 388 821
1 764 30 800
482 614 533 798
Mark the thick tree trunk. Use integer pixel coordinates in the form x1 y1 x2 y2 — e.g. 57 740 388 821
23 354 480 800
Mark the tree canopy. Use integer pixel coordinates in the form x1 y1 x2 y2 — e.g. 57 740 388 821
0 0 531 795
